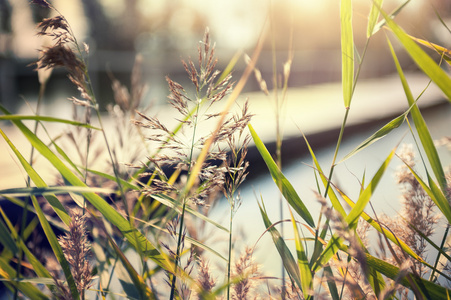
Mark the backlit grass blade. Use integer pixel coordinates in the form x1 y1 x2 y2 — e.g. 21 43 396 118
367 0 383 37
403 163 451 225
0 207 52 284
301 129 346 218
1 106 172 271
31 195 80 300
289 209 313 299
336 187 425 262
312 147 396 272
364 252 451 298
381 7 451 104
339 111 406 163
92 215 156 300
371 0 410 36
151 194 228 232
249 123 315 227
345 146 396 228
258 198 302 292
0 128 71 226
0 114 100 130
341 0 354 107
387 38 448 192
0 257 48 300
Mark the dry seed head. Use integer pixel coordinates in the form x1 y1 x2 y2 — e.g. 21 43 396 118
31 0 51 8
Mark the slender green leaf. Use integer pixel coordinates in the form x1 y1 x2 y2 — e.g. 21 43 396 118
371 0 410 36
0 106 172 271
0 115 100 129
339 112 406 163
258 199 302 291
0 207 52 280
31 195 80 300
382 7 451 104
151 194 228 232
387 37 448 192
0 217 18 254
92 215 155 300
341 0 354 107
289 209 313 299
367 0 384 37
0 128 71 225
336 187 425 262
364 252 451 298
312 147 396 272
0 257 48 300
0 186 113 197
249 123 315 227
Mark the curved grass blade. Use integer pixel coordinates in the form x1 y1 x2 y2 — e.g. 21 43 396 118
151 194 228 232
1 107 172 271
0 207 52 281
91 214 156 300
341 0 354 107
31 195 80 300
258 198 302 292
336 186 425 262
387 37 448 192
0 128 71 226
0 115 100 130
289 209 313 299
381 6 451 104
364 252 451 298
249 123 315 227
312 147 396 272
0 257 48 300
367 0 384 37
371 0 410 36
339 111 406 163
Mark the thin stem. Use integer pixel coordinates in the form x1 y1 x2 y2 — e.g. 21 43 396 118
169 202 187 300
170 96 202 300
15 79 47 300
227 206 233 300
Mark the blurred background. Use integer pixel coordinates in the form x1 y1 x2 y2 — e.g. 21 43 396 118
1 0 450 112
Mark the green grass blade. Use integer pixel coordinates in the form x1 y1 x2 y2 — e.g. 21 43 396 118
31 195 80 300
337 187 425 262
367 0 383 37
92 215 155 300
0 186 113 197
382 7 451 104
404 163 451 224
339 112 406 163
371 0 410 36
0 207 52 282
0 128 71 225
387 37 448 192
151 194 228 232
258 198 302 292
364 252 451 298
0 217 19 254
345 146 396 227
312 147 396 272
301 130 346 218
289 209 313 299
0 257 48 300
0 114 100 130
249 123 315 227
1 107 172 271
341 0 354 107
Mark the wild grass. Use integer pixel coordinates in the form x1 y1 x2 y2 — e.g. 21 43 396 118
1 0 451 299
